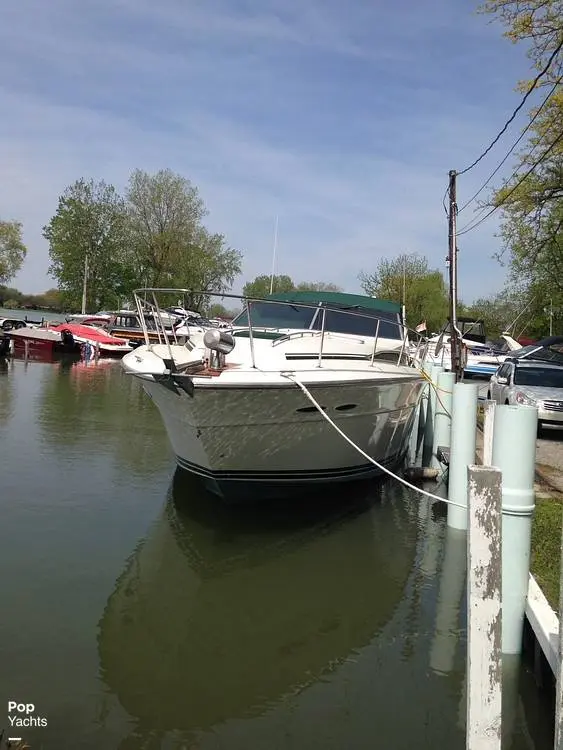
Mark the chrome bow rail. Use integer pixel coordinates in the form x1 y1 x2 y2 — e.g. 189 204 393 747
132 288 431 369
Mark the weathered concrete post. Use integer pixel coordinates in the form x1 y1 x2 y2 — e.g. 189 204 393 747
431 371 455 472
466 465 502 750
492 404 537 654
447 382 479 530
422 364 444 467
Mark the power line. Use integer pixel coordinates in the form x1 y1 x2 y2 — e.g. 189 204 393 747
457 125 563 236
458 76 562 213
442 185 449 216
457 37 563 176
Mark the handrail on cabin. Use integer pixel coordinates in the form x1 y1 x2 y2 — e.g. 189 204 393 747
132 288 426 369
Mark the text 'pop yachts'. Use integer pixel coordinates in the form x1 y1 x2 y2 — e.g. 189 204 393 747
7 702 48 728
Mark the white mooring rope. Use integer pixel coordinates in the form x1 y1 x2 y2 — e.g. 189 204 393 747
281 372 465 507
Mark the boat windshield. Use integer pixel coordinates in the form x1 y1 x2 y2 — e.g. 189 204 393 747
232 302 403 340
233 303 316 330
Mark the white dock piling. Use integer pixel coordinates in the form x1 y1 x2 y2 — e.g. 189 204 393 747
466 465 502 750
431 371 455 472
447 383 479 530
555 511 563 750
482 400 496 466
491 404 537 654
422 364 444 467
429 524 467 675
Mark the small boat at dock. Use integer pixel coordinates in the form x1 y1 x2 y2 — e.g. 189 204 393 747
48 323 133 356
6 326 81 359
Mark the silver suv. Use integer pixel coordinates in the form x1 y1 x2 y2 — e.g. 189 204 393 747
487 359 563 428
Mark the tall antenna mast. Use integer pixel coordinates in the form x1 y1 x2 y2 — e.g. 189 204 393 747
269 215 279 295
402 254 407 327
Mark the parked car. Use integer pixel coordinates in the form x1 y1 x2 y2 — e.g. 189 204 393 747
487 359 563 429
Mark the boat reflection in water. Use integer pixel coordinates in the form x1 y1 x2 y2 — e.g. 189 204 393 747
97 470 418 743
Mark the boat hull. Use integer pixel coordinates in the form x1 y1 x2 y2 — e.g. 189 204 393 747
12 336 55 354
9 331 81 359
139 375 424 497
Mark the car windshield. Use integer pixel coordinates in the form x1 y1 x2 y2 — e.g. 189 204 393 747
513 367 563 388
232 302 403 340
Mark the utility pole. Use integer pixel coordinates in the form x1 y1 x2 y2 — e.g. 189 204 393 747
269 215 279 295
447 170 462 380
81 253 89 315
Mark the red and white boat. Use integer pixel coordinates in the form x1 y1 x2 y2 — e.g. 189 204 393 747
7 326 81 360
48 323 133 356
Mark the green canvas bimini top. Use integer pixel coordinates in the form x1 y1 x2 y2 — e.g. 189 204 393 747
266 290 401 313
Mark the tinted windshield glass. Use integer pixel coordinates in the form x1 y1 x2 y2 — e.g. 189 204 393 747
232 302 402 339
312 309 402 340
513 367 563 388
232 303 317 329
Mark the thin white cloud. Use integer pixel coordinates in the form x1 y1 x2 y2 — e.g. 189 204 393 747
0 0 535 303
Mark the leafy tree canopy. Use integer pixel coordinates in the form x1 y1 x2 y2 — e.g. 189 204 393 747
43 170 242 313
0 220 27 285
359 252 449 334
43 179 131 311
242 275 342 299
478 0 563 333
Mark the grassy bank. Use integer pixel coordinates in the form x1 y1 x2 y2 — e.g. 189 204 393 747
531 494 562 611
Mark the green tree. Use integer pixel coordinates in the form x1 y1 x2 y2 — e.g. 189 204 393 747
479 0 563 330
208 303 240 319
359 252 449 333
295 281 343 292
241 275 343 298
242 274 295 298
39 288 65 311
462 290 521 339
43 179 131 312
126 169 206 287
174 228 242 311
126 169 242 304
0 220 27 285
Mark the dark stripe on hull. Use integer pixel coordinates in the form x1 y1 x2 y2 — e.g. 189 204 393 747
175 452 405 499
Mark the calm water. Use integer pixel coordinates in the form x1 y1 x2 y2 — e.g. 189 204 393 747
0 356 554 749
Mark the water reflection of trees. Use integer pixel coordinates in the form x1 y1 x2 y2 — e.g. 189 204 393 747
38 360 172 475
97 473 418 746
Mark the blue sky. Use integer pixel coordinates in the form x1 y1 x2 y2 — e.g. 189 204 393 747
0 0 538 302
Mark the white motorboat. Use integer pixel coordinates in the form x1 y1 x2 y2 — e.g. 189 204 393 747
65 310 114 324
415 318 523 377
121 289 425 498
